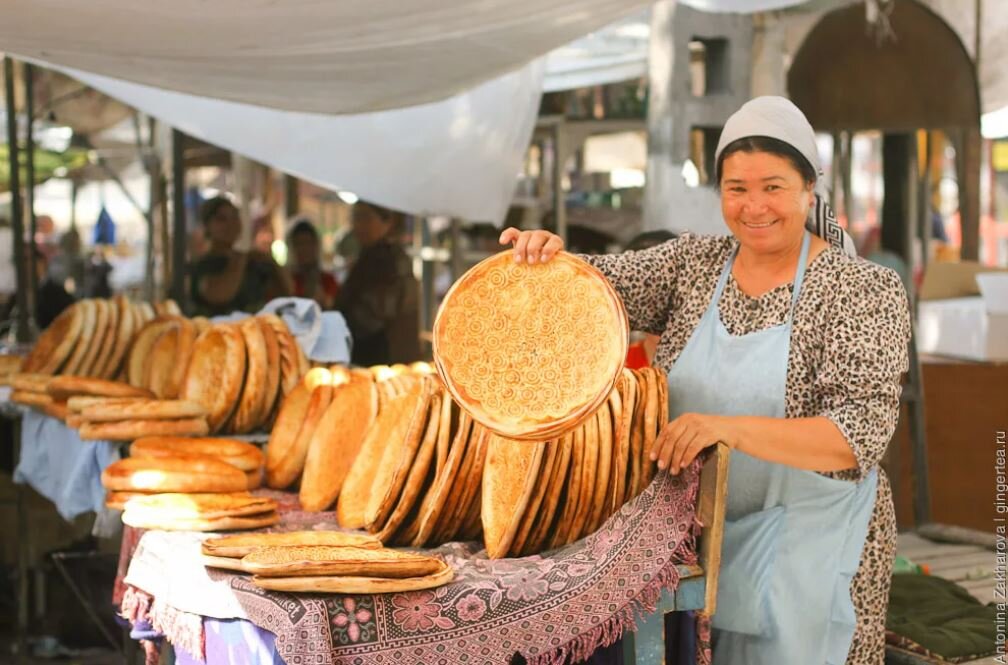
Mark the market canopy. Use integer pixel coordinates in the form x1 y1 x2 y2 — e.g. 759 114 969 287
1 0 656 115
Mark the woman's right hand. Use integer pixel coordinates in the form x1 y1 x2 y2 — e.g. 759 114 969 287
498 227 564 264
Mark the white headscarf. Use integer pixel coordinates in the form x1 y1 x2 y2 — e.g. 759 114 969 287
714 96 857 257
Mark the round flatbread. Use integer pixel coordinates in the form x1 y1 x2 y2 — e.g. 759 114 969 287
10 373 54 394
181 324 247 433
80 398 206 422
11 389 54 409
78 299 111 377
47 376 155 401
123 492 276 520
123 510 279 532
90 298 119 379
255 317 282 427
22 302 83 374
130 435 263 471
79 417 209 442
128 316 184 388
98 296 136 379
300 377 380 512
241 545 444 579
101 455 248 492
251 564 453 594
433 251 628 440
61 299 97 376
202 530 381 558
230 318 269 434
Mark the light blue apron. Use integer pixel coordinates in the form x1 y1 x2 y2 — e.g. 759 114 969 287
665 232 878 664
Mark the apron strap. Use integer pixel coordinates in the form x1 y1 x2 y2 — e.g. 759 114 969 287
788 231 812 314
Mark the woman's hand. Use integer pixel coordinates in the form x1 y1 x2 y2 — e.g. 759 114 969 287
499 227 564 264
650 413 739 474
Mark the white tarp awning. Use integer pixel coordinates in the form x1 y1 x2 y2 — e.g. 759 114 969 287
51 60 544 223
2 0 651 114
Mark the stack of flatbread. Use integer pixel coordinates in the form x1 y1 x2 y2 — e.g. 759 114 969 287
66 394 210 441
9 373 59 417
244 545 453 593
102 436 263 509
334 375 489 548
0 354 23 386
200 530 381 571
168 315 306 435
119 492 279 531
264 362 437 510
481 367 668 559
20 297 180 379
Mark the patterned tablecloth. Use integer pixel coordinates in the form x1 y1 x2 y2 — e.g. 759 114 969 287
119 462 702 665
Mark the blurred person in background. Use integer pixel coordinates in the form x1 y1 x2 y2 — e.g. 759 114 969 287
338 201 420 365
33 246 76 329
287 218 339 310
189 196 291 316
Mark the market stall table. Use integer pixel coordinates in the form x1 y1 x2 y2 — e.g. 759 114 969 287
115 449 726 665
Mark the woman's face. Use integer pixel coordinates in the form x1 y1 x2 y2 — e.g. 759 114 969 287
291 231 319 268
351 206 390 248
206 203 242 248
719 150 814 256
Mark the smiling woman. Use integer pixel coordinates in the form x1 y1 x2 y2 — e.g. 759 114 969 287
499 97 911 665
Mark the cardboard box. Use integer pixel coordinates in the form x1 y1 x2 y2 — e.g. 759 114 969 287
917 273 1008 362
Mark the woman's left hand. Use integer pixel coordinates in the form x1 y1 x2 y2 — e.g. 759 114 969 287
650 413 739 474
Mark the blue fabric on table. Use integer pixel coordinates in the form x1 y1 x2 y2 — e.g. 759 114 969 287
13 409 121 521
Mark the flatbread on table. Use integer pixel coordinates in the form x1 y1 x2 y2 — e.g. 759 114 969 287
77 399 207 422
509 439 556 558
128 316 183 387
98 296 136 379
410 408 473 547
78 299 110 377
230 318 269 434
432 251 628 440
10 373 54 394
101 455 248 493
47 376 154 401
241 545 444 579
122 492 276 520
11 390 54 409
61 299 97 376
202 530 381 559
130 435 263 472
337 391 413 529
524 432 572 556
123 510 279 531
251 563 453 594
300 377 380 512
80 417 209 442
22 302 83 374
181 324 247 433
255 317 282 427
90 298 119 379
66 395 148 412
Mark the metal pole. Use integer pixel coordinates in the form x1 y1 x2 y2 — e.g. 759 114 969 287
25 62 38 325
5 56 30 343
170 129 187 307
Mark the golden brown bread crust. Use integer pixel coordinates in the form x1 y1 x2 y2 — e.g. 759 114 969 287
90 298 119 379
299 378 379 512
241 545 444 578
61 299 97 376
67 395 149 412
78 299 110 377
230 318 269 434
264 380 313 488
122 492 276 519
22 302 83 374
261 314 302 397
80 417 209 442
10 390 54 409
128 316 184 387
47 376 155 401
181 324 247 433
266 381 333 489
105 490 153 511
123 510 279 531
101 455 248 492
250 564 453 594
78 399 207 422
202 530 381 558
130 436 263 472
433 251 628 440
10 373 54 393
255 317 282 428
97 296 136 379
